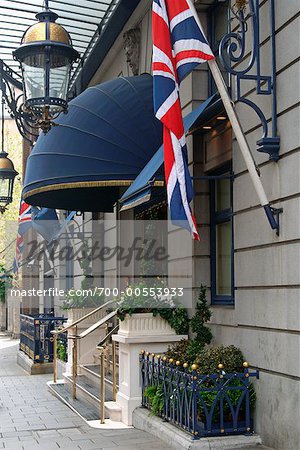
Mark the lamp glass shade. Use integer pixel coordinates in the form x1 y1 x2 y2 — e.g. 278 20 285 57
49 54 71 101
0 178 10 201
23 54 46 100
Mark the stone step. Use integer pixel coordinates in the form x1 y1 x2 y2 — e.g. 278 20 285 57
48 381 122 423
79 363 119 391
65 373 114 405
48 380 101 421
105 401 122 422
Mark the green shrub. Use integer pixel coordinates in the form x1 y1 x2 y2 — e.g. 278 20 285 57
164 339 190 362
195 345 244 374
197 379 256 423
186 340 205 363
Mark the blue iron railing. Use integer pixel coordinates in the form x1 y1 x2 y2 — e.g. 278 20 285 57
140 352 259 438
20 314 66 363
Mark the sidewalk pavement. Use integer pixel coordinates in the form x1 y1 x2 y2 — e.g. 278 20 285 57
0 333 172 450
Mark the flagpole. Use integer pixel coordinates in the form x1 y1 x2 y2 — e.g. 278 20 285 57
186 0 281 231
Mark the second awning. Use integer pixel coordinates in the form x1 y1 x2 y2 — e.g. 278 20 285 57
119 94 218 211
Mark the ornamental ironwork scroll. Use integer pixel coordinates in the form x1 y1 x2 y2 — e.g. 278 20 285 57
0 59 39 144
219 0 280 161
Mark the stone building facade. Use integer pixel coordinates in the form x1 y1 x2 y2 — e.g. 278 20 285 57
24 1 299 449
87 2 300 449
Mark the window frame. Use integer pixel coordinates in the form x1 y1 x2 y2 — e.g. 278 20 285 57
207 0 230 96
210 169 235 306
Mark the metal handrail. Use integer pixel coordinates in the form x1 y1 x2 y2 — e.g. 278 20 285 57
69 310 117 340
53 304 119 424
51 300 114 337
96 324 119 403
97 324 119 347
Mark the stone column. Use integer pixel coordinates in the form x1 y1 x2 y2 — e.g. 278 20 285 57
113 313 188 426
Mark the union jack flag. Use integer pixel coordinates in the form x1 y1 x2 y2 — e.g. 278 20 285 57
13 200 32 272
152 0 215 239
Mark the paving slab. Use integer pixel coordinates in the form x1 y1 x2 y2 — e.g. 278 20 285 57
0 333 172 450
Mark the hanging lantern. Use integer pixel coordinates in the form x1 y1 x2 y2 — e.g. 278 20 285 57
0 96 18 214
13 2 80 133
0 151 18 214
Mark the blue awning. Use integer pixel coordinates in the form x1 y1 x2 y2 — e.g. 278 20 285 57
23 74 163 212
119 94 217 211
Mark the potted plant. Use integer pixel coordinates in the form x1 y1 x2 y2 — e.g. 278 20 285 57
116 279 190 336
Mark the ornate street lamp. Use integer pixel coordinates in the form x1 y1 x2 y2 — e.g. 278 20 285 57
0 99 18 214
13 0 80 134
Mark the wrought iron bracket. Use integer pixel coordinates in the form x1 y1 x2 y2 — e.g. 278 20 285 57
0 59 39 145
219 0 280 161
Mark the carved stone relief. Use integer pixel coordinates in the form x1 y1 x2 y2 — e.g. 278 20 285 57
123 28 141 76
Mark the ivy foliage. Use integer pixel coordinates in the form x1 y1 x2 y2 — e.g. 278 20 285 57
116 280 189 335
144 384 165 416
56 339 68 362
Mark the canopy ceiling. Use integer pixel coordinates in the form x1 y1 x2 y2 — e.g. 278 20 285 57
0 0 121 85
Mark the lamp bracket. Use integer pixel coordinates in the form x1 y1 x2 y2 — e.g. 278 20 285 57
219 0 280 161
0 59 39 145
264 205 283 236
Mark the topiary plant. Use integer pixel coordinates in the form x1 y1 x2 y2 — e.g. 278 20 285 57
195 345 244 374
190 285 212 350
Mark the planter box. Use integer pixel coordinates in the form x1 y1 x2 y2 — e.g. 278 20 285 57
119 312 175 336
113 312 188 425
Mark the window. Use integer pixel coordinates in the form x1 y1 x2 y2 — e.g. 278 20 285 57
210 171 234 305
208 0 230 95
134 200 168 280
